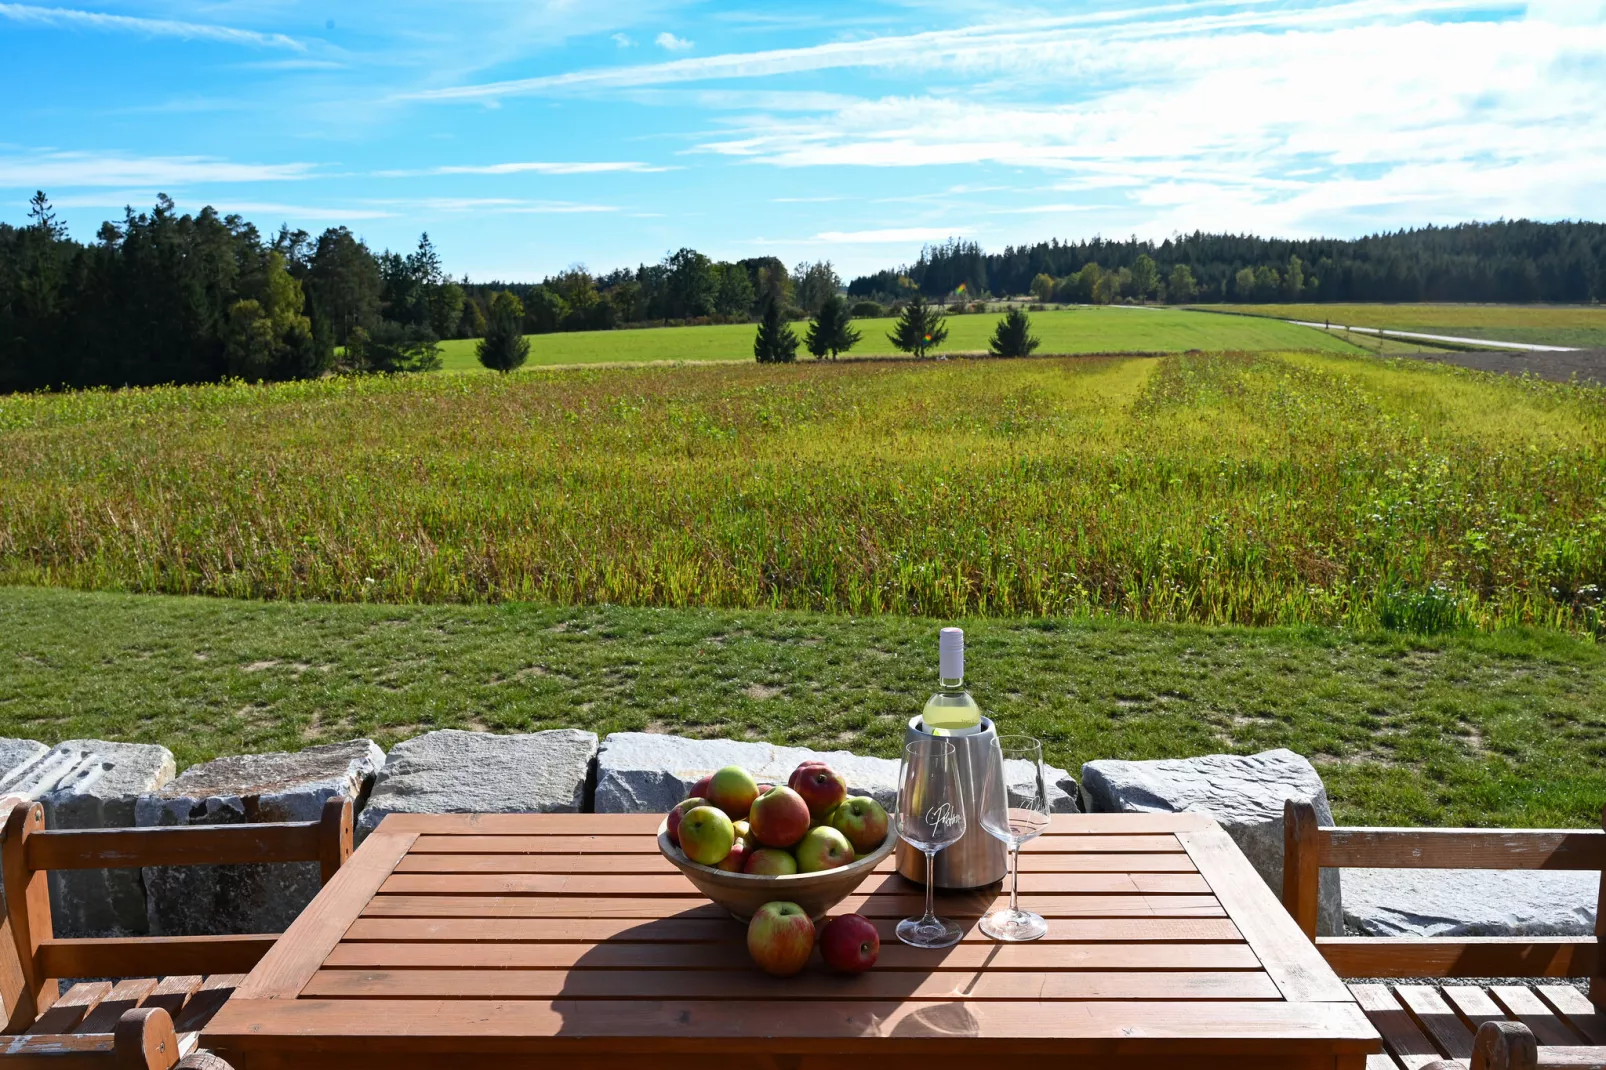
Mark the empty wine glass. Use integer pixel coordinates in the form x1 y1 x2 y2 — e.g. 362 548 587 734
893 738 966 948
977 735 1051 942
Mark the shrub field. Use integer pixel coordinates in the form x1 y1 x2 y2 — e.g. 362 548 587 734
2 350 1602 632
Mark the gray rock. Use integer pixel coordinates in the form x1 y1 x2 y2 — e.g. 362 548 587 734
136 739 384 935
593 733 1079 814
1344 868 1599 937
0 740 176 936
1080 748 1341 935
0 738 48 781
357 729 599 838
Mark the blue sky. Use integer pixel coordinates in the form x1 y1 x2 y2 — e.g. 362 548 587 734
2 0 1602 281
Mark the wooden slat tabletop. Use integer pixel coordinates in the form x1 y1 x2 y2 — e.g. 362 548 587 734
201 812 1380 1070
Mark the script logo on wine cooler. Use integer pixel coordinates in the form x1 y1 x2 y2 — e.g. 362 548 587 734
924 802 962 834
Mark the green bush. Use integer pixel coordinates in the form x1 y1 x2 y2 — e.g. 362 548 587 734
1377 584 1470 634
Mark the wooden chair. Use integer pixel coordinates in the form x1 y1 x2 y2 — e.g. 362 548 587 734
1283 799 1605 1069
0 793 353 1067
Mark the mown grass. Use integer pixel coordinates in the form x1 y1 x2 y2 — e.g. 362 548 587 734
3 586 1602 828
2 351 1602 631
1221 303 1606 349
435 306 1360 371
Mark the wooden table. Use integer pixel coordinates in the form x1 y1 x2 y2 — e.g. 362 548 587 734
202 811 1381 1070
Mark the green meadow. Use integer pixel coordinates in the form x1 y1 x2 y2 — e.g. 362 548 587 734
435 306 1362 371
1222 303 1606 349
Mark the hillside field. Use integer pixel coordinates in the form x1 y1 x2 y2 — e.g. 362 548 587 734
435 306 1361 371
3 350 1601 632
1219 303 1606 348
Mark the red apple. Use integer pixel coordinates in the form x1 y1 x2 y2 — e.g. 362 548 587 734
666 797 708 847
819 914 879 974
794 826 854 872
746 901 815 977
748 786 811 849
788 761 848 819
688 775 713 800
743 848 798 875
707 765 760 819
718 833 756 872
678 805 735 866
829 796 889 854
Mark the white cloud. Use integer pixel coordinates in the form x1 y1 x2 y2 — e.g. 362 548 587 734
360 197 620 214
655 31 692 51
812 227 972 243
0 2 307 50
611 32 633 47
0 150 315 187
374 161 673 177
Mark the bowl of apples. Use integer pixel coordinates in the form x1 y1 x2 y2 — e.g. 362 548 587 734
658 761 894 923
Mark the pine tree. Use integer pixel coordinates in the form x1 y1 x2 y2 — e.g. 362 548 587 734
752 297 798 363
988 307 1040 358
803 295 861 360
477 291 529 373
886 294 948 358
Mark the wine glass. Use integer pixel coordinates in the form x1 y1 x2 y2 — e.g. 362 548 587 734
977 735 1051 942
893 738 967 948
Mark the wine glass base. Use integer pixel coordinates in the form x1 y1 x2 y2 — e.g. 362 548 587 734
896 914 964 948
980 907 1047 942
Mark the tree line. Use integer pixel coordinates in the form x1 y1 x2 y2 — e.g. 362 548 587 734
848 222 1606 305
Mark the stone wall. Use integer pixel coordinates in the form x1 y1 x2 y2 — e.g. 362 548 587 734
0 733 1593 941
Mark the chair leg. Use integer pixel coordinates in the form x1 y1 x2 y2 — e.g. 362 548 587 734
114 1007 179 1070
1471 1020 1538 1070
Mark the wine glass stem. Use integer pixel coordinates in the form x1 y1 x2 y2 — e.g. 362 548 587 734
1008 843 1021 914
923 849 937 922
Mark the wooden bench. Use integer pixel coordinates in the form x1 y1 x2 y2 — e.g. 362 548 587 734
0 793 353 1067
1283 799 1605 1069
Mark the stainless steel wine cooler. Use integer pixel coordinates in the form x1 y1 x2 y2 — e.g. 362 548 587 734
894 715 1007 890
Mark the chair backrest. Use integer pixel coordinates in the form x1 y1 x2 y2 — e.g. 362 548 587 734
0 794 353 1034
1281 799 1604 1004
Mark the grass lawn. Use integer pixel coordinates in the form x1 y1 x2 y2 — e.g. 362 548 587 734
435 306 1360 371
1216 303 1606 349
4 351 1602 630
2 586 1601 828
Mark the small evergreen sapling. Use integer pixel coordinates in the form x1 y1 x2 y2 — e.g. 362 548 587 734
804 295 862 360
477 290 530 373
753 297 799 363
887 294 949 358
988 306 1041 358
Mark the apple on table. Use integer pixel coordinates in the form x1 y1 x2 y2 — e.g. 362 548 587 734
820 914 879 973
747 901 815 977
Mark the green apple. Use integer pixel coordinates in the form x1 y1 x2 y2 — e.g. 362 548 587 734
677 805 735 866
794 826 854 872
829 796 889 853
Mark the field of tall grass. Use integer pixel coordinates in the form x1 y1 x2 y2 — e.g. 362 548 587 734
2 351 1603 632
1222 303 1606 348
434 306 1359 371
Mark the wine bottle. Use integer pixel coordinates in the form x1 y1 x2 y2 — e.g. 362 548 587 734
922 627 982 734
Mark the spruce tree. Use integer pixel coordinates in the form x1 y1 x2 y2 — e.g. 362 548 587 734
988 306 1040 358
752 297 798 363
477 290 529 373
803 294 861 360
886 294 949 358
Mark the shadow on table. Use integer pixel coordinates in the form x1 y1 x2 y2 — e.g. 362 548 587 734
553 869 997 1039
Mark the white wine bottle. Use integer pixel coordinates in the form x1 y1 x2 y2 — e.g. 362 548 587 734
922 627 982 734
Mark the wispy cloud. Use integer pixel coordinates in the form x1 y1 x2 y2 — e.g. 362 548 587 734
0 2 309 51
0 150 315 187
612 32 634 47
361 197 620 214
811 227 972 243
654 31 693 51
374 161 673 177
